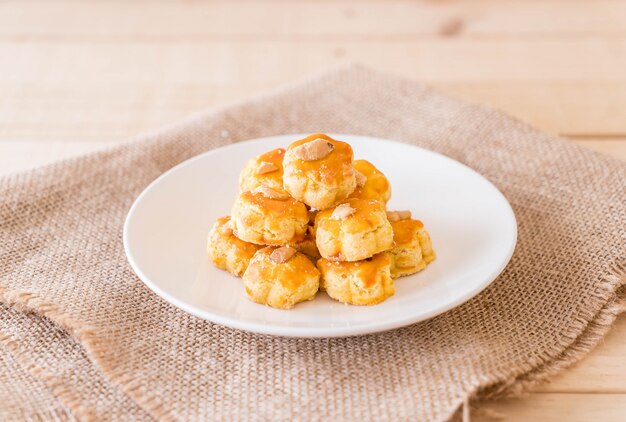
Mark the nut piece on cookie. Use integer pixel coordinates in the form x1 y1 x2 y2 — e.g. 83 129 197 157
388 217 436 278
348 160 392 204
239 148 286 193
282 134 357 210
292 138 334 161
243 247 320 309
231 187 308 246
386 210 411 222
207 216 263 277
330 203 356 220
315 198 393 262
317 252 394 305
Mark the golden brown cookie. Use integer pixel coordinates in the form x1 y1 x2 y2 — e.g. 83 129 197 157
348 159 391 204
207 216 263 277
315 198 393 262
239 148 286 193
317 252 394 305
388 214 436 278
231 186 308 246
282 133 356 210
243 246 320 309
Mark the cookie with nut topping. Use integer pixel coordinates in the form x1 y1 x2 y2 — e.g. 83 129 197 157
207 216 263 277
231 186 309 246
243 246 320 309
348 159 391 204
317 252 394 305
387 211 436 278
282 133 356 210
314 198 394 262
239 148 286 193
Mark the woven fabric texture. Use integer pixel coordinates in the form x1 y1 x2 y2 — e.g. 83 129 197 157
1 66 625 421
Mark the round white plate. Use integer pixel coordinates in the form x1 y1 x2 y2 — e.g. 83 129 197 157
124 134 517 338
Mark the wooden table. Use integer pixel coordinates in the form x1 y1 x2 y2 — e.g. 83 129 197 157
1 2 624 420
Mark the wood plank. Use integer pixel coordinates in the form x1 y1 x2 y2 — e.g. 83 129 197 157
440 82 626 136
3 81 625 139
2 40 624 83
1 1 625 40
474 394 626 422
1 40 625 139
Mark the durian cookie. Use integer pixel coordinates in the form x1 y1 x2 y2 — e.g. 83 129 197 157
317 252 394 305
231 186 308 246
315 198 393 262
282 133 356 210
243 246 320 309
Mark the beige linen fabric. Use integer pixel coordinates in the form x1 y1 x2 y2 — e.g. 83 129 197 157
0 324 75 421
1 66 625 421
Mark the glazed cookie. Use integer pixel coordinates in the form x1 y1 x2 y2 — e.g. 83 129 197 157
243 246 320 309
239 147 286 193
207 216 263 277
317 252 394 305
349 159 391 204
282 133 356 210
315 198 393 262
231 186 308 246
387 211 436 278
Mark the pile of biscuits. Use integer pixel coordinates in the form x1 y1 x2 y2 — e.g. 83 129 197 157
207 134 435 309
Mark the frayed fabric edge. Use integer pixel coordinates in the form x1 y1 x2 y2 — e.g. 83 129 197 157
0 288 174 422
451 260 626 421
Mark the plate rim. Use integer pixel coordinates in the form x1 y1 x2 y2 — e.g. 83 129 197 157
123 133 517 338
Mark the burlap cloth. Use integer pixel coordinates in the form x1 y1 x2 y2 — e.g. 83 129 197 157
1 65 625 421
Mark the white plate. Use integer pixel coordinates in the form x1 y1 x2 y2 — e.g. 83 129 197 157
124 134 517 338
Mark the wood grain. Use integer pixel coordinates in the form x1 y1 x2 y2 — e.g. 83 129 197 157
1 40 625 139
475 394 626 422
1 1 625 419
1 1 625 39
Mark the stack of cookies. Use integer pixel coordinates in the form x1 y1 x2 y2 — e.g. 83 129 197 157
207 134 435 309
